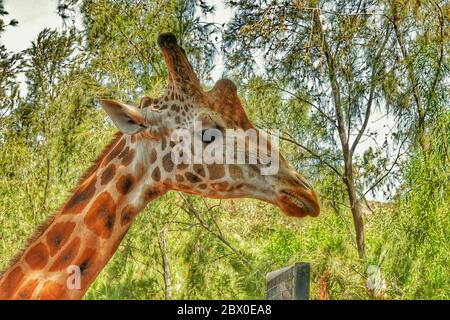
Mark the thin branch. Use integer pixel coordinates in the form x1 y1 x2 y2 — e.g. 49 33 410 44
268 82 338 128
351 25 391 155
116 26 163 78
426 0 444 107
42 158 51 209
363 136 408 197
178 194 249 265
295 6 387 17
278 134 344 179
158 224 172 300
391 3 427 152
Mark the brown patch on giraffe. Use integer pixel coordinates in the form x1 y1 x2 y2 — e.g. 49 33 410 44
207 165 225 180
152 166 161 181
185 172 201 183
63 176 97 215
101 163 116 186
74 247 98 290
38 281 67 300
177 163 189 170
193 164 206 177
84 192 117 239
149 148 157 164
118 146 129 158
116 174 136 195
229 165 243 180
0 266 24 299
121 204 139 226
161 137 167 150
104 137 126 165
212 181 229 192
24 242 49 270
77 248 96 274
144 185 162 201
49 237 81 272
234 183 244 190
175 174 184 182
198 183 207 189
119 147 135 166
136 162 146 177
171 104 180 112
14 279 39 299
162 153 174 172
46 221 76 256
131 135 136 143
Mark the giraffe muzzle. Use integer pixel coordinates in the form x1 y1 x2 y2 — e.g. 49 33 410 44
278 189 320 218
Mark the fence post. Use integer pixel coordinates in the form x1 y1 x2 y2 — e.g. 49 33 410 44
266 262 310 300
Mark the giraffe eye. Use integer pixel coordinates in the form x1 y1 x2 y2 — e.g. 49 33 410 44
201 129 216 144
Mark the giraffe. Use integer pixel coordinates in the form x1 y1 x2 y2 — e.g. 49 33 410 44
0 33 320 299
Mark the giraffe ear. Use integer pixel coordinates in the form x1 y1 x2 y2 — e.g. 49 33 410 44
99 99 146 134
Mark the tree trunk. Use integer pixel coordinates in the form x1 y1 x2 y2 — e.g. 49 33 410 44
313 10 366 259
159 224 172 300
344 162 366 259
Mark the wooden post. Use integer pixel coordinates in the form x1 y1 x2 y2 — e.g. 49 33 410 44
266 262 310 300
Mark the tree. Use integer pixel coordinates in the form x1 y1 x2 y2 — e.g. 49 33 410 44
387 0 448 155
224 0 408 258
1 0 448 299
0 0 21 130
56 0 219 98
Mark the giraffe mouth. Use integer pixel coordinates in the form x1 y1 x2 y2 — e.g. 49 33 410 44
278 190 320 218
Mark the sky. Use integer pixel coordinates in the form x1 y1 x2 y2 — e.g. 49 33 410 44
1 0 232 80
2 0 394 200
2 0 62 52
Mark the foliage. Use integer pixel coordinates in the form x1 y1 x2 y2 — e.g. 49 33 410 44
369 113 450 299
0 0 448 299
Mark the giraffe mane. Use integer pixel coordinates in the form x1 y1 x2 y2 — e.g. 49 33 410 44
75 131 123 184
0 132 124 278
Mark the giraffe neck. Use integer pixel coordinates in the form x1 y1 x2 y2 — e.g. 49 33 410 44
0 134 166 299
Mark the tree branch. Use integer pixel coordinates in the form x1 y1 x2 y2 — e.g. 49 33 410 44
391 3 427 152
363 136 408 197
159 224 172 300
278 134 344 179
351 25 391 155
426 0 445 107
268 82 338 128
178 194 248 265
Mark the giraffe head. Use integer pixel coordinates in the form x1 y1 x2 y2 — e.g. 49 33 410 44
99 33 319 217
